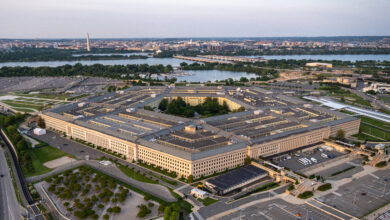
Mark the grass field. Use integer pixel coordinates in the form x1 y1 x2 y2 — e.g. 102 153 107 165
117 164 158 184
360 116 390 130
15 93 70 100
12 107 36 113
24 145 68 177
67 94 90 101
2 100 44 111
354 116 390 141
197 197 219 206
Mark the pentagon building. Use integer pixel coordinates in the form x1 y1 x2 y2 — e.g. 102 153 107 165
42 86 360 178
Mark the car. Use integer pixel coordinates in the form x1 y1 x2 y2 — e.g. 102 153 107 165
361 192 366 196
286 156 292 160
80 150 84 153
311 157 317 163
0 174 4 178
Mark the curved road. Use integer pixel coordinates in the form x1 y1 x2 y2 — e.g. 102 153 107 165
0 147 25 220
0 130 44 220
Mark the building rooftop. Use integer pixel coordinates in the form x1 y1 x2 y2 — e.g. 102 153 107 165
43 86 358 161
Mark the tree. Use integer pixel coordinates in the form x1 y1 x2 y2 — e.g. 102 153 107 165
187 175 194 184
240 77 249 82
244 156 252 165
158 98 169 111
366 90 377 95
336 129 345 140
164 207 172 220
37 117 45 128
16 140 28 151
158 204 165 213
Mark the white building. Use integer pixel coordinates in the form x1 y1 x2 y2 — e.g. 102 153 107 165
33 128 46 136
305 62 332 68
190 188 208 199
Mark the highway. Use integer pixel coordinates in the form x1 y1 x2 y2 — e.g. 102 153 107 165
0 147 24 220
0 130 44 220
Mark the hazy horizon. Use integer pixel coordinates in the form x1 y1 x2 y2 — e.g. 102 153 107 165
1 0 390 38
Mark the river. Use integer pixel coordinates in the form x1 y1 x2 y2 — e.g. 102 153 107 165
1 54 389 82
158 70 257 82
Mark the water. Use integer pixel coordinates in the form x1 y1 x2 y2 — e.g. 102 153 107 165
1 54 389 68
0 58 193 68
1 54 389 82
72 52 149 57
259 54 390 62
160 70 258 82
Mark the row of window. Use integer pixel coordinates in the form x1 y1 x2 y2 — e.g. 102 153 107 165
138 148 190 175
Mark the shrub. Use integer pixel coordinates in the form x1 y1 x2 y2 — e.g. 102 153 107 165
376 161 387 168
137 205 151 218
317 183 332 191
298 191 313 199
148 202 154 207
112 206 121 213
103 214 109 220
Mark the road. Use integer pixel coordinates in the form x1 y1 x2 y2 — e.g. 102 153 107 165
0 129 44 220
0 147 24 220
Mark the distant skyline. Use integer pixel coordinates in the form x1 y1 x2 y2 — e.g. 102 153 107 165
1 0 390 38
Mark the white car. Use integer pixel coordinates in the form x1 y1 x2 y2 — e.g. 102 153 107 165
311 157 317 163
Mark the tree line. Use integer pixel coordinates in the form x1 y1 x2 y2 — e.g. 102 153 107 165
0 48 148 62
0 113 35 173
0 63 174 78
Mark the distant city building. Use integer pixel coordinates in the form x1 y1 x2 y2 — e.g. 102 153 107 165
306 62 333 68
363 82 390 93
86 33 91 51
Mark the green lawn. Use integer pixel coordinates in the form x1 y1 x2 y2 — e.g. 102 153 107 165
117 164 158 184
360 116 390 130
352 116 390 141
24 145 68 177
68 94 90 101
197 197 219 206
353 133 384 142
2 100 44 111
12 107 36 113
15 93 70 100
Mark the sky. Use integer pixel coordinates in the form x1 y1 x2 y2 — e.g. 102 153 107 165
1 0 390 38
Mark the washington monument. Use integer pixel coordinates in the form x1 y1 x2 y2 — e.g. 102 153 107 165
86 33 90 51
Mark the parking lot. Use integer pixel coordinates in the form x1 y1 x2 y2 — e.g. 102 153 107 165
223 198 338 220
318 168 390 218
276 147 345 172
316 158 364 180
